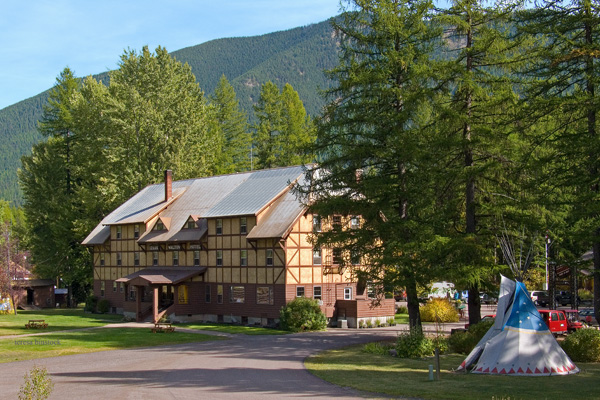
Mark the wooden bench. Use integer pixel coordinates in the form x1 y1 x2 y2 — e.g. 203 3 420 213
25 319 48 329
151 323 175 333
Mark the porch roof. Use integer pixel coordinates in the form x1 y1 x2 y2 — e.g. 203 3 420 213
115 267 206 286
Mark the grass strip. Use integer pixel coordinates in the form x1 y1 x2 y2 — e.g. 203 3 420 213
1 327 223 363
305 344 600 400
0 309 123 336
178 322 289 335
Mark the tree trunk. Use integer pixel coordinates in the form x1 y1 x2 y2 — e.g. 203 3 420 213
405 277 422 333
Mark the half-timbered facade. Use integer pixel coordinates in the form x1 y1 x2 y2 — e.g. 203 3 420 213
82 166 394 327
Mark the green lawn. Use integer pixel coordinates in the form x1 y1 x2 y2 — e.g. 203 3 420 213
0 309 123 336
1 328 223 363
178 322 289 335
305 344 600 400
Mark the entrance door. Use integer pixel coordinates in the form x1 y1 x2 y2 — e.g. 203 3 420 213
27 289 34 305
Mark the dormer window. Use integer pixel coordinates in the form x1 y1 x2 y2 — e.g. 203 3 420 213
153 220 165 231
185 217 196 229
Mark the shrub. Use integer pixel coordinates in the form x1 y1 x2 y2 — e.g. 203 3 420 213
366 319 373 328
84 295 98 312
396 305 408 314
19 365 53 400
97 299 110 314
448 320 494 354
363 341 394 355
279 297 327 332
420 298 459 323
396 328 446 359
578 289 593 300
561 328 600 362
387 317 396 326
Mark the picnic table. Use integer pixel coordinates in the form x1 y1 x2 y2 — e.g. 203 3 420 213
25 319 48 329
151 322 175 333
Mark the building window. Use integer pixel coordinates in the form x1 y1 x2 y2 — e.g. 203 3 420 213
129 286 136 301
112 281 117 292
116 252 122 266
100 281 105 297
178 285 188 304
351 250 360 265
205 285 211 303
100 253 105 266
313 286 322 300
257 287 273 305
134 224 140 239
172 250 179 266
332 215 342 228
240 217 247 234
152 251 159 266
296 286 305 297
313 248 322 265
134 252 140 266
216 219 223 235
351 216 360 229
216 250 223 266
153 220 165 231
230 286 245 303
194 250 200 266
332 248 342 265
185 217 196 229
367 284 377 299
116 226 122 239
217 285 223 304
240 250 247 266
266 249 273 266
120 282 124 293
312 215 321 232
344 287 352 300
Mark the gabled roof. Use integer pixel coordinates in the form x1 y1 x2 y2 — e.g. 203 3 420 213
82 166 306 245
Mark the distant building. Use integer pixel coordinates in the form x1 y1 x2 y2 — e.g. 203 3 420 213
82 166 394 327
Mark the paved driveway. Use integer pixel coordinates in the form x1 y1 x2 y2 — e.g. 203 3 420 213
0 328 403 400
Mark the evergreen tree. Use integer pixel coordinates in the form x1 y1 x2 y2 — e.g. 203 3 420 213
210 75 251 173
518 0 600 322
254 81 283 169
434 0 524 325
253 81 315 169
298 0 443 330
20 68 90 305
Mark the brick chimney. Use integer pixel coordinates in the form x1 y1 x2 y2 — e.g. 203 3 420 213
165 170 172 201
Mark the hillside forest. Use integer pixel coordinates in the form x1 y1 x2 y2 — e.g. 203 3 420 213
4 0 600 328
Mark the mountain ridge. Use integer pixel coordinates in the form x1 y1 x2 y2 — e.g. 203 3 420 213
0 18 339 205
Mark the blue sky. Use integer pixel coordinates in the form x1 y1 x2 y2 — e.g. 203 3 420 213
0 0 344 110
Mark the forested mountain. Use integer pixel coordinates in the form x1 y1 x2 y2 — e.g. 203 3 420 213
0 19 338 205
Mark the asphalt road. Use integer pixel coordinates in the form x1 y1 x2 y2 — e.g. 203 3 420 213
0 328 407 400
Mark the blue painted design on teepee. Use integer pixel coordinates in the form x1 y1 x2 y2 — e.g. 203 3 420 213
503 281 548 332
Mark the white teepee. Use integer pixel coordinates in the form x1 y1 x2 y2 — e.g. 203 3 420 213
457 275 578 376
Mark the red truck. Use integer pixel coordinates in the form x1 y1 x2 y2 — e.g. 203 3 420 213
538 310 569 335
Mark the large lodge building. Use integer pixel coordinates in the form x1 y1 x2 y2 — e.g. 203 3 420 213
82 166 394 327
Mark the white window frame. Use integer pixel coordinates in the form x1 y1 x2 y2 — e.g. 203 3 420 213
344 287 352 300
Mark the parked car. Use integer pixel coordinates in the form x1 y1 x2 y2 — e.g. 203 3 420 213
531 290 549 307
479 293 497 304
579 308 598 326
563 310 584 332
555 291 572 306
538 309 568 335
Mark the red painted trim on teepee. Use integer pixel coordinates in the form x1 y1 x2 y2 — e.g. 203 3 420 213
508 368 515 374
483 367 490 373
556 366 563 373
535 368 542 374
517 367 524 374
491 367 498 373
551 367 557 373
543 367 550 374
526 367 533 374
